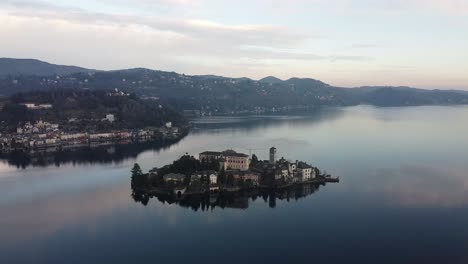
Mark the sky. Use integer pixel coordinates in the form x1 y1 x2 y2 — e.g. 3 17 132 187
0 0 467 89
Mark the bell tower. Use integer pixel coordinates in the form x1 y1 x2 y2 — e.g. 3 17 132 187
269 147 277 164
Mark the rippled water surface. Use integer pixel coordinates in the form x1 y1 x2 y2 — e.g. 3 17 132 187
1 105 468 264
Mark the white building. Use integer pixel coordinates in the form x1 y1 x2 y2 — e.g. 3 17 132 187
106 114 115 123
21 103 52 110
297 162 316 181
221 150 250 171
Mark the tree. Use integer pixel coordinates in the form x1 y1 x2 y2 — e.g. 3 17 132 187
131 163 146 189
218 167 226 185
226 174 235 186
314 167 321 176
131 163 143 177
251 154 258 166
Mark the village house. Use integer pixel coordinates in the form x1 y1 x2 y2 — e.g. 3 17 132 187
231 171 261 186
105 114 115 123
296 162 316 181
21 103 53 110
163 173 186 183
190 170 218 185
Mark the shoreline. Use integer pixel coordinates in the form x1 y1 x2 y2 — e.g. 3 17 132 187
0 126 189 156
135 175 339 197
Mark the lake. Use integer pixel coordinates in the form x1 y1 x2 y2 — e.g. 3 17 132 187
1 105 468 264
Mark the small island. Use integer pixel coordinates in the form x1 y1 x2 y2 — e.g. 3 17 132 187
131 147 339 207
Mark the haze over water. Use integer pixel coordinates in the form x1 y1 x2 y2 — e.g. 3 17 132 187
1 105 468 264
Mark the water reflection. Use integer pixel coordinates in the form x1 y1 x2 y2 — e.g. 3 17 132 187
190 107 344 132
0 138 184 169
132 183 323 211
2 106 468 264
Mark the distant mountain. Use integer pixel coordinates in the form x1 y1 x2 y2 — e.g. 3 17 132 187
0 58 467 113
0 58 95 77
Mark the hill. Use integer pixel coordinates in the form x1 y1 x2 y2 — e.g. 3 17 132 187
0 59 467 113
0 89 187 132
0 58 94 77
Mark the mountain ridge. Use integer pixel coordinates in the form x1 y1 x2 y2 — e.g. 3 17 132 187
0 58 467 113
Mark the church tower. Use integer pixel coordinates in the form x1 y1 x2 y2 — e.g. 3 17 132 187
269 147 277 164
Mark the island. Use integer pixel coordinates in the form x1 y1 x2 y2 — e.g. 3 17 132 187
131 147 339 208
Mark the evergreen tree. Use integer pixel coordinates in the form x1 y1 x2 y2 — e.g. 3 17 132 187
131 163 143 177
218 167 226 185
131 163 145 189
226 174 235 186
251 154 258 166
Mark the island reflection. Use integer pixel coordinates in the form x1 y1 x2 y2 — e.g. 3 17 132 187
131 183 323 211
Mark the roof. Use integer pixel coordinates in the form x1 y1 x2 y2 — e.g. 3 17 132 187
200 151 222 156
222 149 248 158
200 149 249 158
297 162 313 169
192 170 218 175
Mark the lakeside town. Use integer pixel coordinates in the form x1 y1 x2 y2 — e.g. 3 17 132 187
0 119 185 154
0 89 189 155
131 147 339 205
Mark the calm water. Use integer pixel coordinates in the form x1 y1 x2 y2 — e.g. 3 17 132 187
1 105 468 264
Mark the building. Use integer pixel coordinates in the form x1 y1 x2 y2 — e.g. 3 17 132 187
231 171 261 185
106 114 115 123
90 133 114 140
191 170 218 185
163 173 186 183
296 162 316 181
221 150 250 171
269 147 276 164
199 151 223 161
21 103 53 110
199 150 250 171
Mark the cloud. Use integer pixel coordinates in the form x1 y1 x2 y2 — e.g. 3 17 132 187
258 0 468 16
240 46 371 62
1 1 308 48
0 0 369 69
1 0 466 88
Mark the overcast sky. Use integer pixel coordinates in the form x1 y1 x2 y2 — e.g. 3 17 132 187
1 0 467 89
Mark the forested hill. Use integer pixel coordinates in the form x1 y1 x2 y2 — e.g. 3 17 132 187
0 58 94 77
0 89 187 131
0 58 467 114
